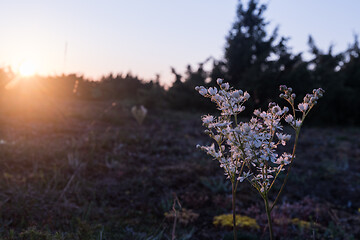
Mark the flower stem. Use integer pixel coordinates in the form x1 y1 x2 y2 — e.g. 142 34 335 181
232 181 237 240
270 128 300 212
264 197 274 240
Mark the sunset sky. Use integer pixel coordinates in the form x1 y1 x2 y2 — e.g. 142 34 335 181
0 0 359 85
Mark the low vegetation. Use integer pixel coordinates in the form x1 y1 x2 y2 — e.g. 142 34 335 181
0 95 359 239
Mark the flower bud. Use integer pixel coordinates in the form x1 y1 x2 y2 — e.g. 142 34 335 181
221 83 229 90
317 88 324 97
196 86 207 96
269 102 276 108
208 87 218 96
244 92 250 100
279 85 287 91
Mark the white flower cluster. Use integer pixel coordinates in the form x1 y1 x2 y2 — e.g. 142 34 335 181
279 85 324 128
196 79 324 194
195 78 250 116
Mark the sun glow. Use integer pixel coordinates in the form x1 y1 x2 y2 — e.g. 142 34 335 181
19 61 36 77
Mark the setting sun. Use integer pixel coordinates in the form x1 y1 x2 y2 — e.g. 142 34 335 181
19 61 36 77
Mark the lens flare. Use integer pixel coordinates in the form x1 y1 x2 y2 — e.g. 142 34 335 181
19 61 35 77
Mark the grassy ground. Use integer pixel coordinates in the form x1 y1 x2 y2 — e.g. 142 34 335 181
0 97 359 239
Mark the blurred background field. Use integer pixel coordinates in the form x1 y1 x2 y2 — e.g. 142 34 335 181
0 94 359 239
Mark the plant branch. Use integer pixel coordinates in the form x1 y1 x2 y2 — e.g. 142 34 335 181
264 196 274 240
270 128 300 212
232 181 237 240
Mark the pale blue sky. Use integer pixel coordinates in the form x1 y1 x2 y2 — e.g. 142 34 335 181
0 0 359 85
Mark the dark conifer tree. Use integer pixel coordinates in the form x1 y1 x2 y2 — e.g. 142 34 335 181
339 35 360 124
225 0 277 91
224 0 285 109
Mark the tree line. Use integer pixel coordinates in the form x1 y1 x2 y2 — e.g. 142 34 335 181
0 0 359 125
169 0 360 125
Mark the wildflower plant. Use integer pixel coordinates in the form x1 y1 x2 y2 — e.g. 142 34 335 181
196 79 324 240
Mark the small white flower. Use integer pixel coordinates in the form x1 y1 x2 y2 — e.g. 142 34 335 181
275 153 293 165
237 171 252 182
196 86 207 96
232 90 241 98
272 105 282 115
221 83 230 90
212 94 222 103
254 140 262 148
295 119 302 127
260 112 267 118
253 109 261 116
276 133 291 145
202 115 214 124
244 92 250 100
216 78 223 85
285 114 294 123
214 121 230 128
242 123 250 133
238 106 245 112
208 87 218 95
298 103 309 112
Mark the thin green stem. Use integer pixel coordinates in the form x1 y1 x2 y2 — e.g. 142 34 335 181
264 197 274 240
235 161 245 190
232 181 237 240
270 128 300 212
268 165 283 192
